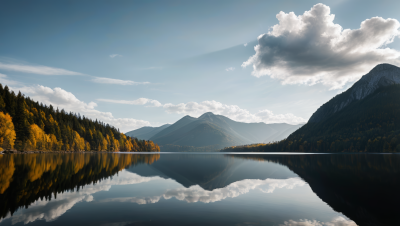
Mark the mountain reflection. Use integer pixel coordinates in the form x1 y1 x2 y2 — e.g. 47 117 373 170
0 153 160 220
1 153 397 226
126 154 298 190
230 154 400 226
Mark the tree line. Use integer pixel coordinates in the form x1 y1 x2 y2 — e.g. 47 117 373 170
0 84 160 152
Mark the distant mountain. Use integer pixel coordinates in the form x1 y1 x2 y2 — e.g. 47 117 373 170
125 124 171 140
225 63 400 153
127 112 303 151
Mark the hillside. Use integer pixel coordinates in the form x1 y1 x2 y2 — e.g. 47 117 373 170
225 64 400 153
125 124 171 140
127 112 303 151
0 84 160 152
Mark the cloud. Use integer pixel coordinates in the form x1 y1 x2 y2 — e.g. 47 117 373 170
97 98 305 124
0 73 20 86
8 171 161 225
163 100 306 124
0 62 84 75
101 196 162 205
97 98 162 107
225 67 235 71
280 217 357 226
103 177 306 205
163 177 306 203
0 60 149 86
244 43 248 47
242 3 400 89
91 77 150 85
15 85 152 132
109 54 122 58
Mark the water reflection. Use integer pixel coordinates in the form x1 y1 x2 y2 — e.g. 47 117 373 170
231 154 400 226
101 177 305 204
1 171 162 224
0 153 160 220
0 153 397 225
280 217 357 226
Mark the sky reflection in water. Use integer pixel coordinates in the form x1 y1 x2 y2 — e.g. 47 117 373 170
1 153 397 226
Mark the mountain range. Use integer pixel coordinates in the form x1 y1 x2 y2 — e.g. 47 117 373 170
126 113 303 151
225 63 400 153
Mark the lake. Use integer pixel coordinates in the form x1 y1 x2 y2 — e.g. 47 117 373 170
0 153 399 226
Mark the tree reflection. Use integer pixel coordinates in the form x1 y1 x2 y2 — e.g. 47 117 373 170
0 153 160 219
230 154 400 226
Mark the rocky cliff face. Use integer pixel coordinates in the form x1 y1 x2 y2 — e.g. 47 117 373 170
309 64 400 123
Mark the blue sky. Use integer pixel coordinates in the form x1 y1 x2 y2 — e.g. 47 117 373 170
1 0 400 132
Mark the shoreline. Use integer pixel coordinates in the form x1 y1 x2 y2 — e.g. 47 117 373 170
1 150 121 154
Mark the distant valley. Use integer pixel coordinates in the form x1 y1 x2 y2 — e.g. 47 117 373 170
126 112 303 152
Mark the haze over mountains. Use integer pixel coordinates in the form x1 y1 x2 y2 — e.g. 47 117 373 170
125 124 171 140
126 112 303 151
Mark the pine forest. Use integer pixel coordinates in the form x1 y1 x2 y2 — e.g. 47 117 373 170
0 84 160 152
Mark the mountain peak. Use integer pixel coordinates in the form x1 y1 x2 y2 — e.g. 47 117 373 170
351 63 400 100
369 63 400 73
199 112 215 118
309 63 400 123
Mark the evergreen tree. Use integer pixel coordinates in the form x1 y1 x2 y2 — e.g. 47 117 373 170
14 92 31 150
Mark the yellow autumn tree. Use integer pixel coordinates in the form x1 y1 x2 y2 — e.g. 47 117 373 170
113 138 120 152
124 139 133 152
85 141 91 151
27 124 46 150
102 138 108 151
72 131 85 151
25 124 62 151
0 112 16 151
132 139 139 152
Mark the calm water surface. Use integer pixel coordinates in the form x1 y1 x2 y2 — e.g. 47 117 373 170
0 153 399 226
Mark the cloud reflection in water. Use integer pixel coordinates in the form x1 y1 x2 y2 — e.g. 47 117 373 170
2 172 307 225
280 217 357 226
4 172 160 224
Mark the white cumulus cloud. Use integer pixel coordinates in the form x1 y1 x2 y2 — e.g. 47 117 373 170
225 67 235 71
15 85 152 132
163 100 306 124
91 77 150 85
242 3 400 89
96 98 305 124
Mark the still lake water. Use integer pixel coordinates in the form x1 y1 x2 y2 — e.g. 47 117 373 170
0 153 399 226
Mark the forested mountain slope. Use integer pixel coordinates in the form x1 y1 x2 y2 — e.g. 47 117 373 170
225 64 400 153
0 84 159 152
